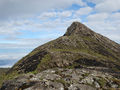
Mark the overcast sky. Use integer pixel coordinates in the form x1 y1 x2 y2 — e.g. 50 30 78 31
0 0 120 67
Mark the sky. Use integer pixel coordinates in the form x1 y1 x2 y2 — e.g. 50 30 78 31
0 0 120 67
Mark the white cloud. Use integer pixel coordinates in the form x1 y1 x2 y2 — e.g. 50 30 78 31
95 0 120 12
0 38 54 49
75 7 93 16
106 35 120 41
38 12 57 20
0 53 27 60
87 13 109 21
58 11 72 18
87 0 104 4
85 12 120 43
38 11 72 20
0 0 86 20
0 65 13 68
109 13 120 20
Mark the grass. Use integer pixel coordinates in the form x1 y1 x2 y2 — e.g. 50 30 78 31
36 54 52 71
0 68 10 87
27 70 38 75
82 73 90 78
28 50 40 57
0 68 9 75
55 79 67 86
67 63 79 69
112 78 120 87
97 77 107 88
0 71 20 88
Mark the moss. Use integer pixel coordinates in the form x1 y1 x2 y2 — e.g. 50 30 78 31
55 70 62 75
28 50 40 57
112 78 120 86
97 77 107 88
40 54 51 64
82 36 95 41
82 73 90 77
28 70 37 75
39 77 44 80
0 71 20 87
111 67 120 72
50 48 109 60
36 54 52 71
67 63 79 69
55 79 67 86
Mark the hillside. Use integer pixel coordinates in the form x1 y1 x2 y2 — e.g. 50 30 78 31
0 22 120 90
0 68 9 75
8 22 120 74
0 68 9 88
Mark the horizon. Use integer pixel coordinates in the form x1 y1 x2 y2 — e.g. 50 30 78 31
0 0 120 68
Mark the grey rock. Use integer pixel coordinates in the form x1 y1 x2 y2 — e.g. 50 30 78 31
68 84 96 90
1 68 120 90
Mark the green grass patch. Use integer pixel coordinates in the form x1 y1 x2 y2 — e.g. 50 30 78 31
0 71 20 88
82 73 90 78
55 79 66 86
28 50 40 57
36 54 52 71
112 78 120 86
97 77 107 88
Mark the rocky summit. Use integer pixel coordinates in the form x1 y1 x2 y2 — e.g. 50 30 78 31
0 22 120 90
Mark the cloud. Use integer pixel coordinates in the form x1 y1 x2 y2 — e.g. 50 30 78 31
85 12 120 43
38 12 57 20
106 34 120 41
0 0 86 20
75 7 93 16
38 11 72 20
0 55 26 67
95 0 120 12
0 38 54 49
87 13 108 21
0 20 30 36
58 11 72 18
0 53 26 61
109 13 120 20
87 0 105 4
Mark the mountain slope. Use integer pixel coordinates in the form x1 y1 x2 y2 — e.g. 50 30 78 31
8 22 120 74
1 21 120 90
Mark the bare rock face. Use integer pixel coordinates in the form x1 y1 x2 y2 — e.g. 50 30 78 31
0 21 120 89
64 22 94 36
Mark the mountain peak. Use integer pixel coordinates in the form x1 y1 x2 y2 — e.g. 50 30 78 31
6 21 120 75
64 21 93 36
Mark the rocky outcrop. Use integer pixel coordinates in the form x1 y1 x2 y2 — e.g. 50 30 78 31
1 68 120 90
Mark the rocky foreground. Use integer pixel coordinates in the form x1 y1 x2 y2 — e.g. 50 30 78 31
1 68 120 90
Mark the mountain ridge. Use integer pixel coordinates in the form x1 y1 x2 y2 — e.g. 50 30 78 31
7 21 120 74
